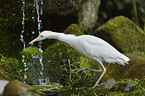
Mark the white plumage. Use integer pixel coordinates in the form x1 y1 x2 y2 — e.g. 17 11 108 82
29 31 130 88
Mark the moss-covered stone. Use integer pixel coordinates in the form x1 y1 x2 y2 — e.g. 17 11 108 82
96 16 145 53
3 80 40 96
43 42 81 85
20 47 46 84
20 46 41 61
64 24 84 35
106 53 145 79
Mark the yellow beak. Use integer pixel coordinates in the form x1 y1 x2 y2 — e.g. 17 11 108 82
29 37 39 44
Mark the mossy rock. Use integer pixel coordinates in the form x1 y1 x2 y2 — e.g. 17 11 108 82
3 80 40 96
43 42 81 85
20 46 41 61
96 16 145 53
106 53 145 79
20 47 47 84
64 24 84 35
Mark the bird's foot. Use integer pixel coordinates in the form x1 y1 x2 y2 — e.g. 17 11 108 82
71 68 86 72
71 68 88 75
76 68 87 73
91 84 100 89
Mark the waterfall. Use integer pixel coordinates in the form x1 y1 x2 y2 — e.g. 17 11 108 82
21 0 50 85
21 0 27 81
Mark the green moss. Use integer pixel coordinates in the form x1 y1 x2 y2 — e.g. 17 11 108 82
20 46 40 61
96 16 145 53
64 24 84 35
43 42 81 85
140 76 145 88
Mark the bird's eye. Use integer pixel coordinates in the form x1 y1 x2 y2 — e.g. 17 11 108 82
40 35 43 37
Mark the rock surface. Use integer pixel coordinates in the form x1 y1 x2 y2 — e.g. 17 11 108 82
96 16 145 53
0 80 9 96
106 53 145 79
3 80 40 96
118 82 136 92
100 78 116 89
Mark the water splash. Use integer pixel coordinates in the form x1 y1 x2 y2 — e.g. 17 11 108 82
21 0 50 85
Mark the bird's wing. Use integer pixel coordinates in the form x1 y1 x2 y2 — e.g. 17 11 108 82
77 35 129 64
78 35 114 48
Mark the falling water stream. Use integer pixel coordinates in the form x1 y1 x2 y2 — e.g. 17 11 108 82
20 0 50 85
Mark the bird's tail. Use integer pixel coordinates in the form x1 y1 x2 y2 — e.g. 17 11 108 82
117 53 130 65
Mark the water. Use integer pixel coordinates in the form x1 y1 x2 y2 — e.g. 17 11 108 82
20 0 50 85
21 0 27 80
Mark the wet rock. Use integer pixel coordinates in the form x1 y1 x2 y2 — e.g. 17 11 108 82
100 78 116 89
20 47 48 84
0 80 9 96
118 82 136 92
96 16 145 53
3 80 40 96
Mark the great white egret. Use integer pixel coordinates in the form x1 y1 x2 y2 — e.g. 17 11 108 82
29 31 130 88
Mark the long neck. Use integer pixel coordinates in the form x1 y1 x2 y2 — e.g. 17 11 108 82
50 32 77 46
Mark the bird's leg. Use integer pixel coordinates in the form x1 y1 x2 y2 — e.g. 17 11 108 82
71 68 88 75
76 68 86 73
97 62 102 72
73 68 102 73
71 62 103 76
92 62 106 88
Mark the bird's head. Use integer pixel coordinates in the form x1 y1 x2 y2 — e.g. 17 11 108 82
29 30 53 44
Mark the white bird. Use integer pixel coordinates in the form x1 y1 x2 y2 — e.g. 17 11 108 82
29 30 130 88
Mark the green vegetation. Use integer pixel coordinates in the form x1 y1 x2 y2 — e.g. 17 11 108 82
0 54 21 80
20 46 41 61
